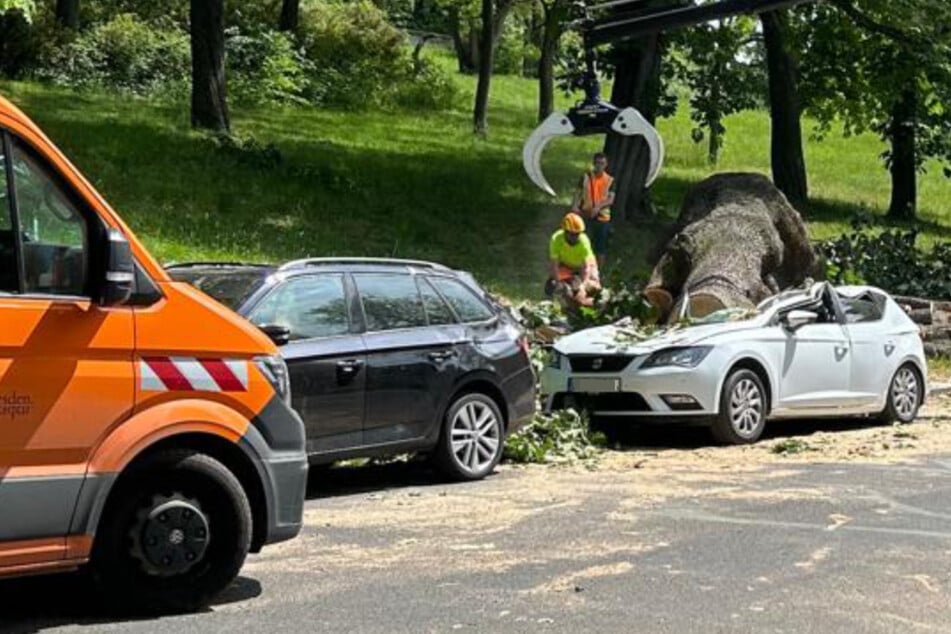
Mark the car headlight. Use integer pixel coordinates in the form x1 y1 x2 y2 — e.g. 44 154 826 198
255 354 292 405
642 346 712 369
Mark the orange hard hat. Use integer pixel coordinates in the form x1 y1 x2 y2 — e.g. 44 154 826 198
562 212 585 234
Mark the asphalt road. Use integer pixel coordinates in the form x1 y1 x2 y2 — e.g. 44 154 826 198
4 432 951 633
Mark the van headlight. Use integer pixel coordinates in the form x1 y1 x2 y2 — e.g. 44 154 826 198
642 346 712 369
547 350 565 370
255 355 292 405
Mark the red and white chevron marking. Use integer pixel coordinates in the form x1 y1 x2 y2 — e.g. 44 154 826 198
139 357 249 393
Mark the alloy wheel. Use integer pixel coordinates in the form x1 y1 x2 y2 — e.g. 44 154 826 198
729 378 764 438
891 367 920 421
450 399 501 475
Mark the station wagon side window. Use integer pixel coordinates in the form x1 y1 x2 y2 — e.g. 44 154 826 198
428 277 494 323
0 142 16 293
418 277 456 326
249 274 350 341
354 274 427 332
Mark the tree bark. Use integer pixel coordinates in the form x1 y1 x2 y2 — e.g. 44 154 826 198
55 0 79 29
602 35 663 220
646 173 818 322
190 0 230 133
536 0 562 121
473 0 514 136
888 87 918 220
449 9 477 73
761 10 808 208
278 0 300 32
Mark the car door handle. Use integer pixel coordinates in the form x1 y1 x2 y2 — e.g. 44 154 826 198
834 344 849 358
885 341 896 355
428 350 457 363
336 359 364 374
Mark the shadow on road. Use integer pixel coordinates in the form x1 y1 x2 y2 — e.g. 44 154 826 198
601 416 888 450
306 459 449 501
0 574 262 632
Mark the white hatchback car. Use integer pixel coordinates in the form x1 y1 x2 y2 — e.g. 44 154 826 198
541 283 927 444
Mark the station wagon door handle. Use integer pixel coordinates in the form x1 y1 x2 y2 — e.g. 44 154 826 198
428 350 456 363
336 359 364 374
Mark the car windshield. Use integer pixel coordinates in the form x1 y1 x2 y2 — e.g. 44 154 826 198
168 267 271 311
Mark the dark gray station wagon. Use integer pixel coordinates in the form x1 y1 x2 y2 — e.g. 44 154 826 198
168 258 536 481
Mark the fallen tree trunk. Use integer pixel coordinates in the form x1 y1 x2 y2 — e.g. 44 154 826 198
646 173 818 322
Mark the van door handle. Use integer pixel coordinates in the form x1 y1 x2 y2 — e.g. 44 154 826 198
336 359 364 374
428 350 456 363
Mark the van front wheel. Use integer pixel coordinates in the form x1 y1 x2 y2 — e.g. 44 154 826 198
91 450 252 614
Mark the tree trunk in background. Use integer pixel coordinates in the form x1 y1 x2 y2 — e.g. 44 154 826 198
536 0 562 121
602 35 663 219
55 0 79 29
473 0 514 136
449 9 478 73
761 10 808 209
190 0 230 133
278 0 300 32
888 87 918 220
473 0 495 135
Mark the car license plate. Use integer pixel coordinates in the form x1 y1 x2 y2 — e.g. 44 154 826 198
570 377 620 393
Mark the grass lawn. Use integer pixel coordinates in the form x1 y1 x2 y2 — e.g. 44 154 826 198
1 54 949 300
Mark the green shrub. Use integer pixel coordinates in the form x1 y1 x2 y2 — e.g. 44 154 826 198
821 214 951 299
38 14 189 94
392 57 458 110
297 0 455 110
0 8 36 79
227 28 310 105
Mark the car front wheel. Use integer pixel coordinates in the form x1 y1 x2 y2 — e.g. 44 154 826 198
90 450 252 614
711 369 767 445
879 364 922 425
434 392 504 481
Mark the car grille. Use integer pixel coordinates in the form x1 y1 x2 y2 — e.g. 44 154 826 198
568 355 636 373
551 392 651 413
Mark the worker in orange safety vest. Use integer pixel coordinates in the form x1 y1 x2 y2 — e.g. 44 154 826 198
571 152 616 270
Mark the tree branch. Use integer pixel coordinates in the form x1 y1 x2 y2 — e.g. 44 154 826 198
828 0 917 45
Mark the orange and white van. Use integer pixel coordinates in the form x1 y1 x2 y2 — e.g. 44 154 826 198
0 96 307 612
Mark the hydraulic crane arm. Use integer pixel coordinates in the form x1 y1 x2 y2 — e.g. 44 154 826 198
523 0 819 197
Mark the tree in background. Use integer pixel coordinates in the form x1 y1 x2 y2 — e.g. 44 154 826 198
535 0 569 121
278 0 299 32
671 16 762 166
190 0 230 132
54 0 78 28
761 8 808 207
472 0 516 135
799 0 951 220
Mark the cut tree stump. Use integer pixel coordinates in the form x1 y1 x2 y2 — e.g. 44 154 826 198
646 173 819 322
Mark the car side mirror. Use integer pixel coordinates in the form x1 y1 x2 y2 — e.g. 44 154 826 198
259 324 291 346
100 229 134 307
782 309 819 331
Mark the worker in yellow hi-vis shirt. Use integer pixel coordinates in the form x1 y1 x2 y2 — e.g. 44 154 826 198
545 212 601 308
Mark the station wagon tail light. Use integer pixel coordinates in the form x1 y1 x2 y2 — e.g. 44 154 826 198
642 346 712 369
255 355 292 405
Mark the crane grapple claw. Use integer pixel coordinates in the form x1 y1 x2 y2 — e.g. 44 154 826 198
522 103 665 198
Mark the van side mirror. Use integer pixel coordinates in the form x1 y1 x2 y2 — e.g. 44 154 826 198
100 229 134 307
782 309 819 331
259 324 291 346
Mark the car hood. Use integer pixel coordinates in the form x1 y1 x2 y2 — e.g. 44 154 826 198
553 319 765 356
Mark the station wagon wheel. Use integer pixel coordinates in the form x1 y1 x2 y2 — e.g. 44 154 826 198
434 393 504 481
879 364 922 425
712 368 767 445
